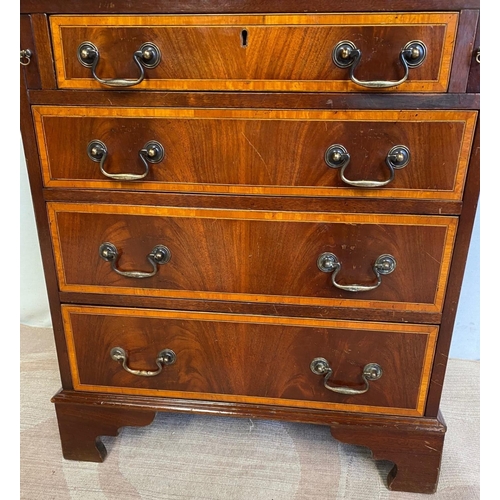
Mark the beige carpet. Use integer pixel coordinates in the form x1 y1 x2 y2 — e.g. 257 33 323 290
20 325 479 499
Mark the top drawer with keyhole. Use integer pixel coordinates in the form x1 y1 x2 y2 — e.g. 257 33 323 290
50 13 458 92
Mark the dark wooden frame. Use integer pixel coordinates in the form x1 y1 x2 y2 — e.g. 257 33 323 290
20 3 480 493
21 0 480 14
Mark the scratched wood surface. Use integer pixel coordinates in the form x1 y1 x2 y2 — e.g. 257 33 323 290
62 305 438 416
48 203 458 313
34 106 477 200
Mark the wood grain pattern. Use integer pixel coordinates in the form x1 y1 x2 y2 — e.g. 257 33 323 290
51 388 447 429
22 0 480 14
330 411 446 493
61 305 438 416
31 13 57 88
21 0 480 492
54 401 155 461
448 10 479 92
51 386 447 491
48 203 458 313
33 106 477 201
27 89 481 110
43 188 463 217
59 291 444 325
425 118 480 416
467 14 480 93
20 15 41 89
50 13 458 92
20 59 74 388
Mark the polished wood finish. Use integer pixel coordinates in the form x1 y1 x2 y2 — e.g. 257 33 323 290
48 203 458 313
59 291 444 325
467 16 480 93
448 10 480 93
54 401 155 461
62 305 437 416
51 14 457 92
52 388 447 493
43 188 463 217
20 1 479 493
20 61 73 389
34 106 477 200
425 120 480 417
330 411 446 493
30 14 57 89
28 89 481 110
22 0 480 14
20 15 41 89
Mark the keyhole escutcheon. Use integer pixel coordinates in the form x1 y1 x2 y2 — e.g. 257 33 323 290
241 29 248 48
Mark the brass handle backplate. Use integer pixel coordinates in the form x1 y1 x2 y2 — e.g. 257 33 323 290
77 41 161 87
110 347 176 377
325 144 410 188
317 252 396 293
310 357 382 395
333 40 427 89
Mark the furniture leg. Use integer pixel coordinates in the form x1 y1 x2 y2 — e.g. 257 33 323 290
54 401 156 462
330 413 446 494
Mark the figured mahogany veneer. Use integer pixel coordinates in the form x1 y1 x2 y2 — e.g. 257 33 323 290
62 305 437 416
50 13 457 92
20 1 480 494
34 107 477 200
47 203 458 315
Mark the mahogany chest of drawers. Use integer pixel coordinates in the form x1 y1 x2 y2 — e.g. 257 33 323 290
20 0 480 494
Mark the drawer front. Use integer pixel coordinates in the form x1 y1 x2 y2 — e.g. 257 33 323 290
50 13 458 92
34 107 477 201
49 203 457 314
62 305 438 416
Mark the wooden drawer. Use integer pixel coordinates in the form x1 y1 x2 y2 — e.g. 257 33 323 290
34 107 476 201
50 13 458 92
48 203 457 315
62 305 438 417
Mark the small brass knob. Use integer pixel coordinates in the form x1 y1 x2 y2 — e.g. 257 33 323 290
410 47 421 59
340 47 350 59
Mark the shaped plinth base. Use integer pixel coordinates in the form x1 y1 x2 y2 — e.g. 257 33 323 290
330 412 446 494
53 400 156 462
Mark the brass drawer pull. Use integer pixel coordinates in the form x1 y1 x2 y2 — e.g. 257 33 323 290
99 242 171 279
77 41 161 87
317 253 396 293
20 49 32 66
87 140 164 181
333 40 427 89
325 144 410 188
310 358 382 395
110 347 176 377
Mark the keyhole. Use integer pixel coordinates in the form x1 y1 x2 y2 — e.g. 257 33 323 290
241 29 248 48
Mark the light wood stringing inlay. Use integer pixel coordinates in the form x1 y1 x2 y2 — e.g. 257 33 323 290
33 106 477 201
48 203 458 313
50 13 458 92
61 305 438 416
